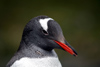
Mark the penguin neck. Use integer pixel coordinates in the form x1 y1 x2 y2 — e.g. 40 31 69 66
17 38 57 58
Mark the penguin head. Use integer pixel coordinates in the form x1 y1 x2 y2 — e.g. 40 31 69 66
21 15 77 56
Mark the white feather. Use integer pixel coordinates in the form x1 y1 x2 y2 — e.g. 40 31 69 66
39 18 53 31
11 57 62 67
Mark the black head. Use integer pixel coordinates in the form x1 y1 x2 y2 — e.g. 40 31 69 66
20 15 77 56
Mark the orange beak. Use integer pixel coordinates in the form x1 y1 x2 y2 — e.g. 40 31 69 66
54 40 77 56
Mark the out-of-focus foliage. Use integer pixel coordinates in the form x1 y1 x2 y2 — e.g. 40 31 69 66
0 0 100 67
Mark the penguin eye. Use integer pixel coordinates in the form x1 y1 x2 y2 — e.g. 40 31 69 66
42 30 48 35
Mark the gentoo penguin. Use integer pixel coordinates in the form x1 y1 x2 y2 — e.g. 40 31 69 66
6 15 77 67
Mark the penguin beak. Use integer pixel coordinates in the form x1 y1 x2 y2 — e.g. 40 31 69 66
54 40 78 57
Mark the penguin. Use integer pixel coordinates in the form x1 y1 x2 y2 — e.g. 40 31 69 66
6 15 77 67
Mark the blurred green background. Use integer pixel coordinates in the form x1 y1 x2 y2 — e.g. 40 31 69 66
0 0 100 67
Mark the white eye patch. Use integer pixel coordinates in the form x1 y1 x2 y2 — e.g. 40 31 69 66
39 18 53 31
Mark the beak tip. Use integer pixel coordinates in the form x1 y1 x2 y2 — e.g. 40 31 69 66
73 54 78 57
